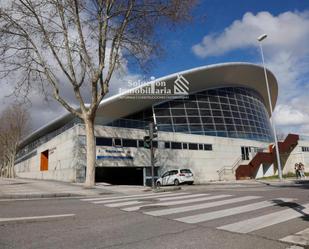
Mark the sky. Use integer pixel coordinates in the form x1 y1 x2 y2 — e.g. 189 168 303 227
1 0 309 136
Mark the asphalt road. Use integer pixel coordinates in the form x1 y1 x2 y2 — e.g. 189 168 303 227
0 183 308 249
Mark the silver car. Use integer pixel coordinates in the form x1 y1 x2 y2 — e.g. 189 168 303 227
156 169 194 186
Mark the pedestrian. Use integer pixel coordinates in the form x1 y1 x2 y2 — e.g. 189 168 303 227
295 163 300 179
299 162 305 179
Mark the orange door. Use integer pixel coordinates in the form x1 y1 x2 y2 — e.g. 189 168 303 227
40 150 49 171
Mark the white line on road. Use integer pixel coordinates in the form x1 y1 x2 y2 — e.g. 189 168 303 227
175 198 295 224
157 193 208 201
81 192 173 201
123 194 234 212
92 192 189 204
105 201 143 207
144 195 260 216
218 203 309 233
0 214 75 222
103 194 209 207
280 228 309 246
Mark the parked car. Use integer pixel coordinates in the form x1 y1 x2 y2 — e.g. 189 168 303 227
156 169 194 186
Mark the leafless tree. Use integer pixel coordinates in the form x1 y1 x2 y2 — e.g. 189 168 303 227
0 105 30 178
0 0 196 187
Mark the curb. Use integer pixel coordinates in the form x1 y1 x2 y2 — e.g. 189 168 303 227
153 186 182 192
0 193 83 199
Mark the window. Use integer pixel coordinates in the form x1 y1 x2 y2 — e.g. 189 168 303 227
198 144 203 150
182 143 188 149
171 108 185 116
96 137 112 146
152 141 158 148
165 142 171 149
162 172 169 178
113 138 122 146
171 142 182 149
186 109 199 116
189 143 198 150
302 147 309 152
170 170 178 175
173 117 187 124
138 140 144 147
122 139 137 147
180 169 192 174
204 144 213 151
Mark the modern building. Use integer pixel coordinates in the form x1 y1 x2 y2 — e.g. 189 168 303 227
15 63 309 185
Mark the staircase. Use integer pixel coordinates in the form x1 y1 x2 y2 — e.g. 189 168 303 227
235 134 299 180
217 156 244 181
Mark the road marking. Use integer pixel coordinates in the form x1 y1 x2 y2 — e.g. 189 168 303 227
280 228 309 246
175 198 294 224
81 192 173 201
218 203 309 233
103 194 209 207
144 196 261 216
158 193 208 201
0 214 75 222
105 201 142 207
123 194 233 212
92 192 189 204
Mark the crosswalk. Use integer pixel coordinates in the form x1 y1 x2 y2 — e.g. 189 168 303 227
81 191 309 247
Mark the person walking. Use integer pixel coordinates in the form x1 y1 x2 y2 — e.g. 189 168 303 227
299 162 305 179
295 163 300 179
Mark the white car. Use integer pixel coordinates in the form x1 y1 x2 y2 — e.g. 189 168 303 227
156 169 194 186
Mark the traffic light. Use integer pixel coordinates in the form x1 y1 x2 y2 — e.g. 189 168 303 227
153 124 158 139
143 136 151 149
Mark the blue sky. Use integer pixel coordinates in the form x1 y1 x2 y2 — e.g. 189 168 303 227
1 0 308 135
140 0 309 77
126 0 309 135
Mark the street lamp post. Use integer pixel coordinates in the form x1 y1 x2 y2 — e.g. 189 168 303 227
257 34 283 181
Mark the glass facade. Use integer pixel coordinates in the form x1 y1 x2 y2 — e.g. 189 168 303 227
115 87 273 142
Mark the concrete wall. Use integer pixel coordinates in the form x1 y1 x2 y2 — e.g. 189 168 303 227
17 123 309 184
87 125 270 183
281 139 309 175
15 125 82 182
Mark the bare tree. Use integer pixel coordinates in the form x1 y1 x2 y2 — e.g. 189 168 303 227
0 104 30 178
0 0 196 187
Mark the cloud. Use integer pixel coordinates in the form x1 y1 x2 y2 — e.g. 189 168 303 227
193 10 309 135
192 11 309 58
274 104 309 126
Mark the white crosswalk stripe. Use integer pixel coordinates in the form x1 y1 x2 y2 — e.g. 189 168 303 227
106 200 142 207
81 191 173 202
144 195 261 216
280 228 309 246
92 192 193 204
175 198 294 224
122 194 233 212
218 203 309 233
104 194 210 208
80 190 308 245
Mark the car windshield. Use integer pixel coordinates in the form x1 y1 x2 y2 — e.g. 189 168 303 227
180 169 192 174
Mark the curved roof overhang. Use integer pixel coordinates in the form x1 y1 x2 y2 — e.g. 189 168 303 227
20 62 278 148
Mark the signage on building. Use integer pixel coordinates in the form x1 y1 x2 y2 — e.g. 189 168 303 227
96 146 134 160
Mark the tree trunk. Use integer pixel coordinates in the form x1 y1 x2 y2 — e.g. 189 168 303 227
84 117 96 188
10 154 16 178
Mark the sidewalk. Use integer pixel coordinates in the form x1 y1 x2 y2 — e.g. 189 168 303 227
0 178 111 199
1 177 308 199
256 178 309 187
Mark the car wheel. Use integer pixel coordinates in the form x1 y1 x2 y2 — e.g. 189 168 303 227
174 179 180 186
156 181 161 187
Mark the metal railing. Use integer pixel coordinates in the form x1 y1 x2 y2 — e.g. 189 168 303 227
217 156 242 180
